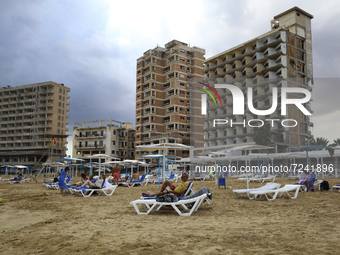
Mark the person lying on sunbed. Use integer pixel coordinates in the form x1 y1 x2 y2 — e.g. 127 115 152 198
142 173 190 197
181 187 212 201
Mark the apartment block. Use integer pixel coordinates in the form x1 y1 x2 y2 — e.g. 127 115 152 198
0 81 70 166
135 40 205 159
72 120 135 161
203 7 313 152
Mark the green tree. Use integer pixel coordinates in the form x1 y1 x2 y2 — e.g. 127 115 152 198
331 138 340 147
254 125 272 146
309 137 329 146
310 137 335 156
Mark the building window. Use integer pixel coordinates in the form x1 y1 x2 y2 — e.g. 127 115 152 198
180 74 185 78
180 116 185 120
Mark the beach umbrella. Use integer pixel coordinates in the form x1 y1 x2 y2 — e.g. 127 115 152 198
86 154 119 177
55 158 85 177
141 154 176 188
1 165 11 180
137 143 190 185
14 165 28 178
82 162 101 176
123 159 139 176
284 145 328 169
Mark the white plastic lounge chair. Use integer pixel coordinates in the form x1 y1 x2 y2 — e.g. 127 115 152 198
72 185 118 197
192 174 209 181
130 193 207 216
233 183 281 199
238 174 257 181
333 185 340 192
8 178 28 184
165 174 175 182
249 175 276 183
125 174 147 187
141 182 194 200
250 184 300 201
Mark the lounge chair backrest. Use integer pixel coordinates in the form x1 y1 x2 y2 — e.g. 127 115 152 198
139 174 146 182
310 173 316 183
261 183 281 190
182 182 193 197
168 174 175 179
66 176 72 183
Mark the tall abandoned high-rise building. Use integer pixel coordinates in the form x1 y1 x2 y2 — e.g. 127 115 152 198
135 40 205 159
0 81 70 167
202 7 313 152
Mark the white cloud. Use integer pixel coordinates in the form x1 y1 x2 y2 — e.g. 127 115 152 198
313 110 340 142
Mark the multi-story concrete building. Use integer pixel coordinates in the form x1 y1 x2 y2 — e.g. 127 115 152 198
135 40 205 159
203 7 313 152
0 81 70 166
72 120 135 161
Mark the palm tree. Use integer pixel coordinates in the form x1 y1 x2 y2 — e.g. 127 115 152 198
309 137 335 156
253 125 272 146
331 138 340 147
309 137 329 146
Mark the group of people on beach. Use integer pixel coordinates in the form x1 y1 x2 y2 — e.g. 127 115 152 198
57 163 212 200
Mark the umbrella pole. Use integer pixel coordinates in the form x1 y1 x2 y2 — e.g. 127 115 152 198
306 149 309 170
158 158 160 189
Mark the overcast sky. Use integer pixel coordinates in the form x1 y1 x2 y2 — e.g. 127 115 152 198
1 0 339 155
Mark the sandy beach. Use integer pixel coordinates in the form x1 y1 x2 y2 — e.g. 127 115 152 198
0 177 340 255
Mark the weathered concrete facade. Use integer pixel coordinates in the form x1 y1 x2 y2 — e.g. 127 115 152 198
72 120 135 161
203 7 313 152
135 40 205 159
0 81 70 166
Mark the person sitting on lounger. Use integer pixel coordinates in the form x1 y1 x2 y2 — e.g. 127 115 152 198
142 173 190 197
101 173 113 188
299 170 316 192
76 173 88 187
81 176 97 188
17 173 23 181
130 170 140 182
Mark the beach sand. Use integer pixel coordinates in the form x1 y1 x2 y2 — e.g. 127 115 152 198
0 177 340 254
